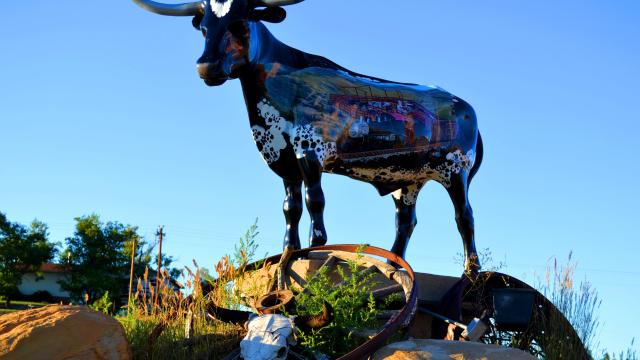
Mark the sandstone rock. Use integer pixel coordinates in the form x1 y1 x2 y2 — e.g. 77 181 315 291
372 339 536 360
0 304 131 360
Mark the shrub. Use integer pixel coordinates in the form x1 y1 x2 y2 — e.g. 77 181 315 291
89 291 114 314
30 290 54 303
293 249 383 358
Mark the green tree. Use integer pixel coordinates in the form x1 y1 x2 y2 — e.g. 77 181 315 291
59 215 180 310
59 214 150 306
0 212 56 307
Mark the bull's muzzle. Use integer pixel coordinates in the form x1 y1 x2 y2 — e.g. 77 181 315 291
197 61 227 86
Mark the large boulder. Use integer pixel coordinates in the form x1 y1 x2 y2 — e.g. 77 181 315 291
372 339 536 360
0 304 131 360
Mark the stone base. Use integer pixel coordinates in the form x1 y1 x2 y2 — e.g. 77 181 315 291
372 339 536 360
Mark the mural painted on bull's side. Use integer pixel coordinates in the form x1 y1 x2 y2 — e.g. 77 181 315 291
133 0 484 273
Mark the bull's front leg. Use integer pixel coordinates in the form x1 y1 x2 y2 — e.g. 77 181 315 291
297 150 327 247
283 179 303 250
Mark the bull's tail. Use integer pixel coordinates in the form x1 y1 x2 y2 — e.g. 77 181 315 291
468 131 483 186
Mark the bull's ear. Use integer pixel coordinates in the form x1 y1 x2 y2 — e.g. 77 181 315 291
192 13 204 30
249 6 287 23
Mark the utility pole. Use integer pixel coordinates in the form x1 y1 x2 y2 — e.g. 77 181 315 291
127 236 137 314
154 226 165 312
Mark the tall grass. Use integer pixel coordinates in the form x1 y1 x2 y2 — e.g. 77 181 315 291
530 253 598 359
120 264 245 359
118 223 262 359
600 341 638 360
535 253 637 360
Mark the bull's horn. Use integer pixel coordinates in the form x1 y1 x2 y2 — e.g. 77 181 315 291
254 0 304 7
207 303 253 325
133 0 204 16
294 301 333 331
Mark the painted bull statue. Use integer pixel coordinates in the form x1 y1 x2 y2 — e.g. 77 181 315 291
133 0 484 272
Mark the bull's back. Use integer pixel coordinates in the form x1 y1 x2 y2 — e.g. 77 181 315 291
260 65 479 188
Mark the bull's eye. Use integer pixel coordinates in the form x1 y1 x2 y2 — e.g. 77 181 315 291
197 24 207 38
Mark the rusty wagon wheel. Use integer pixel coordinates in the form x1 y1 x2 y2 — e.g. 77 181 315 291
213 244 418 360
459 271 590 359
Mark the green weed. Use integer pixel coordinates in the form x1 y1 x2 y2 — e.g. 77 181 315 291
293 249 383 358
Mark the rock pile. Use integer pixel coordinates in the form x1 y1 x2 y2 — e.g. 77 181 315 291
0 304 130 360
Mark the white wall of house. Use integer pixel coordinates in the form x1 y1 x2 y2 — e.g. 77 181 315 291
18 273 70 298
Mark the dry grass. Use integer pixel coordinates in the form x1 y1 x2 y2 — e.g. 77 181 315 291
118 223 263 360
535 253 637 360
119 263 246 359
533 253 600 359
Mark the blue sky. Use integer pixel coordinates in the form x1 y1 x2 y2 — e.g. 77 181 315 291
1 0 638 353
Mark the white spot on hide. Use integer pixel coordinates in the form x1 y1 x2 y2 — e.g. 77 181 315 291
391 189 403 201
253 99 291 164
446 149 475 175
403 185 421 205
211 0 233 18
347 149 475 189
391 184 422 206
290 124 336 164
253 99 337 166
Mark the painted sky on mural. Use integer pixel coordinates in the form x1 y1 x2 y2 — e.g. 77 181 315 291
1 0 638 352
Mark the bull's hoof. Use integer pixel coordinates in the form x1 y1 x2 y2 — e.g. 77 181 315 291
464 267 480 279
309 230 327 247
464 255 481 275
386 258 401 269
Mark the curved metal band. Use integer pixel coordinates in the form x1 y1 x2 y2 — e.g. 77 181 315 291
132 0 204 16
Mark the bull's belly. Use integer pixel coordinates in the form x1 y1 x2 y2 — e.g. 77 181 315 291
324 147 476 191
335 165 446 185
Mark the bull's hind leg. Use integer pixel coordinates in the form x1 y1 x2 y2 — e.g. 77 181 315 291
283 179 303 250
390 184 423 258
446 173 480 273
297 150 327 247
